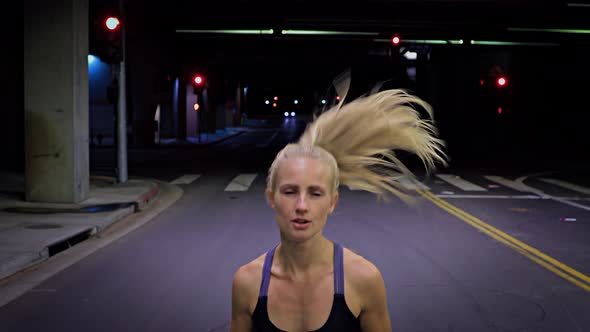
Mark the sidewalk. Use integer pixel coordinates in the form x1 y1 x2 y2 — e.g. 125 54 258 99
0 123 254 283
0 173 162 282
91 126 248 148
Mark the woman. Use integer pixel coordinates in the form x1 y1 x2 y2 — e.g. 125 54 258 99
230 89 447 331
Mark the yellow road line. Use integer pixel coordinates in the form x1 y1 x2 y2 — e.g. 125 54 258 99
418 189 590 292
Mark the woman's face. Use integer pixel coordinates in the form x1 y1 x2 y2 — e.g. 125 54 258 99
266 156 339 242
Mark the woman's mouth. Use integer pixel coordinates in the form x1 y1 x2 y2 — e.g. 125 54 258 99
290 218 311 229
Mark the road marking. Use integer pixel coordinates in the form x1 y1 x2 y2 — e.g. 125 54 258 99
399 176 430 190
256 130 279 148
418 189 590 292
436 174 487 191
484 176 530 192
435 194 590 200
436 194 541 199
514 175 590 211
346 185 362 191
540 178 590 195
170 174 201 185
344 178 373 191
225 174 258 191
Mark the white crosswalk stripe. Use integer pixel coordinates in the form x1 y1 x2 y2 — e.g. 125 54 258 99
170 174 201 185
346 184 363 191
225 174 258 191
345 179 371 191
435 174 487 191
435 194 590 200
483 176 530 192
398 176 430 190
172 173 590 197
540 178 590 195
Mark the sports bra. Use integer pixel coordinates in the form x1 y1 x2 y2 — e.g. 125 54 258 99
251 242 361 331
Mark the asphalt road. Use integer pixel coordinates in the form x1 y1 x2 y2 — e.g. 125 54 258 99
1 116 589 331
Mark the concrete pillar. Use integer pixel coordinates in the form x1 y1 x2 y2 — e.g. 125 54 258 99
2 20 24 172
235 85 242 126
185 83 197 138
177 77 187 140
24 0 89 203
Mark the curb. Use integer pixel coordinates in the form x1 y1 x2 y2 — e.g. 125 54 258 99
132 130 246 149
0 182 183 308
0 181 160 283
201 130 246 146
137 182 160 211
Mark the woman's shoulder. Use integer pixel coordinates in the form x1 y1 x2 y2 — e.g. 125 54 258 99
232 252 267 315
234 252 266 289
341 246 391 329
342 246 384 288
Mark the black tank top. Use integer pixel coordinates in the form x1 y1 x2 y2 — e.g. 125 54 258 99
252 242 362 332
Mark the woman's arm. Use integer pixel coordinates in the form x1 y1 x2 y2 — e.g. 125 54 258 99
358 262 392 332
230 266 254 332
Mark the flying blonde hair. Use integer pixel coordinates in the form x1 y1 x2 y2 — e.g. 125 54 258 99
267 89 448 204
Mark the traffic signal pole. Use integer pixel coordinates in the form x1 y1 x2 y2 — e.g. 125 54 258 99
117 0 128 183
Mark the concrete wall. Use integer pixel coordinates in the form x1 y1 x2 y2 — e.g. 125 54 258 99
2 5 25 173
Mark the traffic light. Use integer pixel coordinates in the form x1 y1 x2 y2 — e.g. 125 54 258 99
89 1 122 64
390 34 402 60
496 76 508 88
191 74 206 94
105 16 120 31
103 15 122 63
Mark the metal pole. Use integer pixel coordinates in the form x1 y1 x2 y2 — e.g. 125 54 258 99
197 94 201 143
117 0 128 183
203 90 208 142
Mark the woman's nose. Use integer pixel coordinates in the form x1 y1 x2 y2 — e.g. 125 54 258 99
295 195 308 212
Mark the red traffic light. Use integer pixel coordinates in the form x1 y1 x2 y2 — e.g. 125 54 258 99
192 74 205 86
496 76 507 87
192 74 206 94
391 35 401 46
105 17 120 31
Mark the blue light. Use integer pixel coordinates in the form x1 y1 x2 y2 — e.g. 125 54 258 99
88 54 112 104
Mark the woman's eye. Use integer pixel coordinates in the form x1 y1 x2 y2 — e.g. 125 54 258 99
312 192 323 196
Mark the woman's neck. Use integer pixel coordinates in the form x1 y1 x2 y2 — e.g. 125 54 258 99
276 236 333 278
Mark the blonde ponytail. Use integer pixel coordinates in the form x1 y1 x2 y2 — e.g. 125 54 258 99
268 89 447 204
